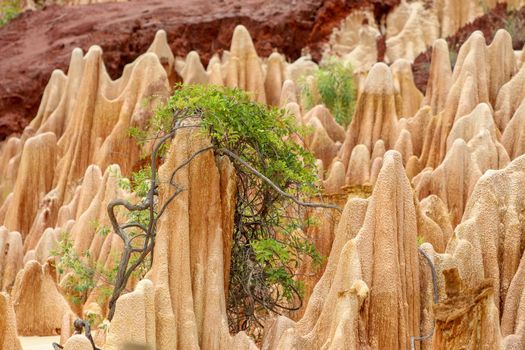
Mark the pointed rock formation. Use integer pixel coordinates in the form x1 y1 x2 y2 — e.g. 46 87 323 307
495 57 525 131
400 106 433 158
176 51 209 85
0 292 22 350
393 129 414 165
52 45 169 207
419 31 496 169
327 10 376 58
109 126 256 350
446 103 498 151
0 227 23 292
502 98 525 160
339 63 399 169
271 151 420 349
3 132 56 239
12 260 76 336
422 39 452 115
341 24 380 73
438 0 483 38
414 139 482 226
446 154 525 316
225 25 266 103
323 161 346 194
279 80 298 108
487 29 516 106
345 145 370 186
391 59 423 118
385 2 439 63
417 197 451 254
265 53 286 106
147 30 175 81
105 279 155 350
305 117 339 169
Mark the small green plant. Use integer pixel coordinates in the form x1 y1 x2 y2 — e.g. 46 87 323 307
0 0 21 26
51 231 135 324
299 57 357 127
51 233 97 307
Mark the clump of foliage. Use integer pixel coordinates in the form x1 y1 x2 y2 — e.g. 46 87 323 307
0 0 21 26
51 232 119 318
299 57 357 127
118 84 338 336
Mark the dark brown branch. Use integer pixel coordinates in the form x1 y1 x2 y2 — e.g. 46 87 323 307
218 148 342 212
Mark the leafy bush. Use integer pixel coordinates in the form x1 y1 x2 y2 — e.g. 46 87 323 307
128 84 329 335
51 232 118 310
0 0 21 26
300 57 357 127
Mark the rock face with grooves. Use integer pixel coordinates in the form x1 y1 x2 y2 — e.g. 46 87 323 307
109 125 256 349
339 63 400 171
11 260 76 336
0 292 22 350
270 151 420 349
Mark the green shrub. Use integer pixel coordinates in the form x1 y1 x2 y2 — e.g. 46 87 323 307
51 231 123 323
129 84 327 336
0 0 21 26
300 57 357 127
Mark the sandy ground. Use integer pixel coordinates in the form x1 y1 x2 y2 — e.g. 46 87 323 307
19 336 60 350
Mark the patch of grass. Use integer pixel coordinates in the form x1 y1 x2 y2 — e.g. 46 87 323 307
299 57 357 127
0 0 21 26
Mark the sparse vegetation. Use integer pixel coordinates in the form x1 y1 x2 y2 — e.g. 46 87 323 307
0 0 21 26
51 232 118 316
299 57 357 127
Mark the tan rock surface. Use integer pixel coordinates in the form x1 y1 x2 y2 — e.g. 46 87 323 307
0 292 23 350
225 25 266 103
502 98 525 160
12 260 76 336
109 126 256 350
422 39 452 115
0 227 23 292
3 132 56 239
339 63 400 169
273 151 420 349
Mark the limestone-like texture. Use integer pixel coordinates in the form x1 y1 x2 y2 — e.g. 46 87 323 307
501 94 525 160
391 59 423 118
0 292 22 350
339 63 400 170
108 125 256 350
105 279 155 349
3 132 56 239
0 228 23 293
271 151 420 349
421 39 452 115
432 268 502 349
385 1 439 63
3 12 525 350
11 260 76 336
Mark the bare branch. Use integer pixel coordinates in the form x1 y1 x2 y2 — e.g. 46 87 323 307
218 148 342 212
